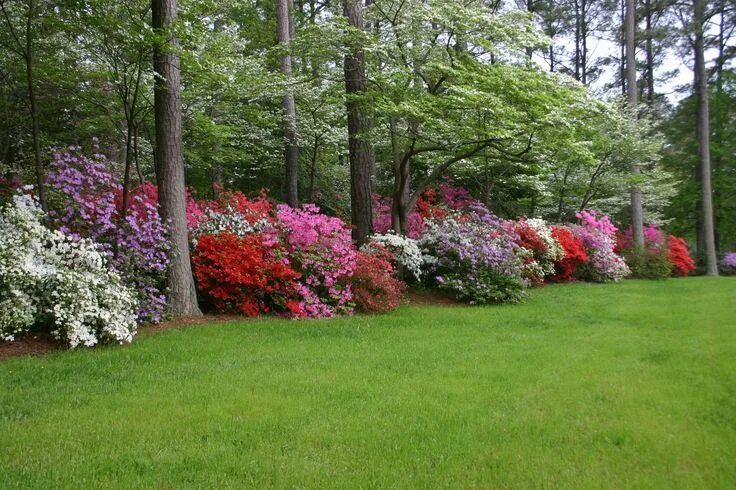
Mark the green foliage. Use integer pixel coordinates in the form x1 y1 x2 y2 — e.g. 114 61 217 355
623 246 673 280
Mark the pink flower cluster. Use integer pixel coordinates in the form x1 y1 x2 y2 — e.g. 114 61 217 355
277 204 357 317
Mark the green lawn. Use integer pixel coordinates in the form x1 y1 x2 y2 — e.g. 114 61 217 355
1 278 735 488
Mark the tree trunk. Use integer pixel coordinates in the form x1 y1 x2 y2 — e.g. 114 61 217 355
343 0 374 245
644 0 655 105
625 0 644 248
24 0 45 210
277 0 299 207
152 0 202 315
694 0 719 275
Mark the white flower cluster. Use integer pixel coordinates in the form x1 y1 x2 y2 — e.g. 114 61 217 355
191 207 270 243
365 232 424 280
0 194 138 347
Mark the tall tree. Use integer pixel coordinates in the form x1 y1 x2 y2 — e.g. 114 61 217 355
277 0 299 207
152 0 202 315
693 0 718 275
0 0 46 209
343 0 374 245
625 0 645 247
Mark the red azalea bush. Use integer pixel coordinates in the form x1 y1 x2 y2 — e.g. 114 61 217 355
551 226 589 281
668 235 695 276
352 246 406 313
191 232 302 316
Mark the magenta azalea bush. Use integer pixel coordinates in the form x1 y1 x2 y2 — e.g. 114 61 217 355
47 146 169 323
276 204 357 317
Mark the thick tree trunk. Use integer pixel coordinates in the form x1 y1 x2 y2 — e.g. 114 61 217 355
152 0 202 316
625 0 644 248
343 0 374 245
277 0 299 207
694 0 719 275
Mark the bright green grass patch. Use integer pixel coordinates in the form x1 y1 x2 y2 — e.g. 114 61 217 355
1 278 735 488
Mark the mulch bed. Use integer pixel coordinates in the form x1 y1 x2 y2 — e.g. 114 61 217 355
1 291 462 361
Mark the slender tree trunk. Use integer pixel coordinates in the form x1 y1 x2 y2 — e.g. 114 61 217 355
626 0 644 248
23 0 45 210
152 0 202 315
644 0 655 105
343 0 374 245
277 0 299 207
694 0 718 275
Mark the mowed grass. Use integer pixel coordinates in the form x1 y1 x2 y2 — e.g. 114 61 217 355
1 278 735 488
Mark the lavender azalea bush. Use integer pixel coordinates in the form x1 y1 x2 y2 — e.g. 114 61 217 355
723 252 736 274
419 204 526 304
47 146 169 322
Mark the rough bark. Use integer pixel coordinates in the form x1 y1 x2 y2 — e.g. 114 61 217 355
625 0 645 248
277 0 299 207
694 0 719 275
343 0 374 245
152 0 202 315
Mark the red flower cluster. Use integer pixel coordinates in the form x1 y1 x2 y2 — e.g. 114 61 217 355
668 235 695 276
416 189 449 221
192 233 301 316
352 246 405 313
516 221 548 255
551 226 588 281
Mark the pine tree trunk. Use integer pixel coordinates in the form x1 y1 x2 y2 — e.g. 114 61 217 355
152 0 202 316
343 0 374 245
694 0 719 275
625 0 645 248
277 0 299 207
24 0 46 211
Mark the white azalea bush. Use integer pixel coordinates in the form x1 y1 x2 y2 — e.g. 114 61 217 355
364 232 424 280
0 193 138 347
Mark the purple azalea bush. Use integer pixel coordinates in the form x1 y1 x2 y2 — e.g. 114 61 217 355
419 203 526 304
723 252 736 274
47 146 169 322
573 210 630 282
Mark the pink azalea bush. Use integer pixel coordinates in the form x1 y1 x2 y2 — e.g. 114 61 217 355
277 204 357 317
572 210 630 282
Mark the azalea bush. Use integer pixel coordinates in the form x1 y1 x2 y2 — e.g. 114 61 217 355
722 252 736 275
573 210 630 282
46 147 169 322
514 218 565 285
277 204 357 317
550 226 589 281
364 233 423 280
0 193 138 347
192 232 302 316
352 246 406 313
420 206 526 304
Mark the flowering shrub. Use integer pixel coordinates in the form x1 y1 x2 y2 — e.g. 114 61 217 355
47 147 169 322
573 210 630 282
0 193 138 347
277 204 357 317
192 232 302 316
723 252 736 275
190 191 275 240
514 219 565 284
550 226 588 281
420 207 526 304
668 236 695 276
352 246 406 313
364 233 423 280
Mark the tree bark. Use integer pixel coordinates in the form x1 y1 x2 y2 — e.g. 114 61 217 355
625 0 644 248
23 0 46 210
343 0 374 245
694 0 719 275
644 0 655 105
277 0 299 207
152 0 202 315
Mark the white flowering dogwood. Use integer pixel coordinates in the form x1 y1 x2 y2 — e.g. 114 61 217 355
364 232 424 280
0 194 138 347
